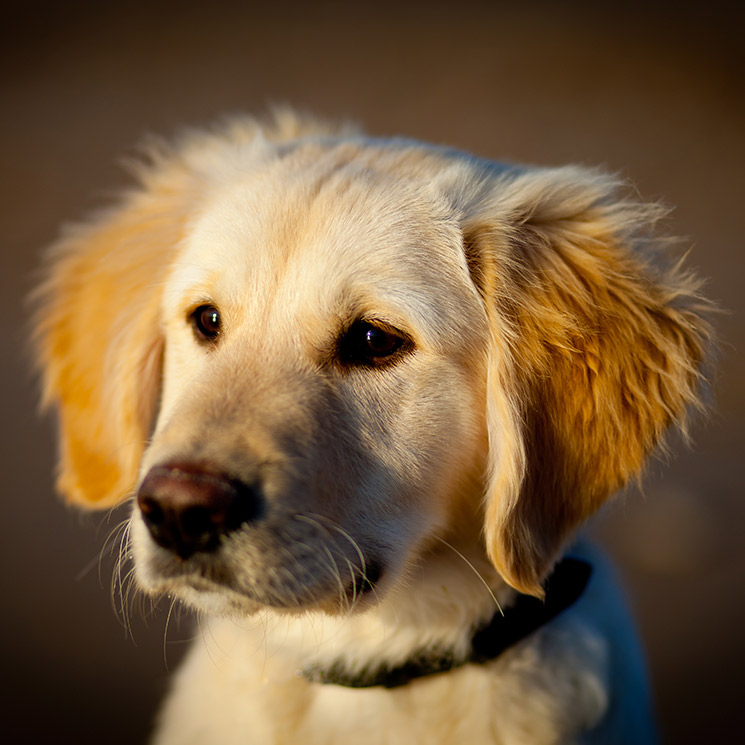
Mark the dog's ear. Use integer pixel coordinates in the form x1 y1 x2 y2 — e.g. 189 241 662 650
462 167 711 597
33 164 194 508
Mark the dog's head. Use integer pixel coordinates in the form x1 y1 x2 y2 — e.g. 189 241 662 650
34 114 710 612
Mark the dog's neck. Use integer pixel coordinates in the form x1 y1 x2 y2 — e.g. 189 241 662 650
300 557 592 689
244 548 591 690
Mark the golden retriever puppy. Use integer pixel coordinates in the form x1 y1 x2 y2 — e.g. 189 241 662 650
34 111 711 744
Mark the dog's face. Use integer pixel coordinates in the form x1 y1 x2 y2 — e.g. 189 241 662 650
132 155 490 614
34 115 709 613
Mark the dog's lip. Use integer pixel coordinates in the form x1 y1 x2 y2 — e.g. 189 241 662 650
147 545 236 585
138 508 387 609
345 559 384 598
148 546 386 610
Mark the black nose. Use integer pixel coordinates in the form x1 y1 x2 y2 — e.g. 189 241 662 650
137 464 262 559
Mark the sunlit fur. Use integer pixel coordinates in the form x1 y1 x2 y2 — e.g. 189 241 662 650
34 111 711 744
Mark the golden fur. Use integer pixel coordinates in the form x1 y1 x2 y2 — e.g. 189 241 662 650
34 112 711 743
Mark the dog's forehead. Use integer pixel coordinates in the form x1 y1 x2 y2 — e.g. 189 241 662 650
173 150 483 339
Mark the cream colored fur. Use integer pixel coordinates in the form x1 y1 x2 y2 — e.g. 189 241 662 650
34 111 711 744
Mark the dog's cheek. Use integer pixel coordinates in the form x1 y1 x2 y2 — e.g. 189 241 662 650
411 364 484 485
349 362 484 542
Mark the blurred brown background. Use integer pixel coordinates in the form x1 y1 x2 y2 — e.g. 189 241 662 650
2 1 743 743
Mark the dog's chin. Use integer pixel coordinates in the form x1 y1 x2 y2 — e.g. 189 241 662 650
154 575 267 617
137 568 385 618
133 539 387 619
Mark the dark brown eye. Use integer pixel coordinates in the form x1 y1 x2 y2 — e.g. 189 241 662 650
191 304 221 341
363 325 401 356
339 321 408 367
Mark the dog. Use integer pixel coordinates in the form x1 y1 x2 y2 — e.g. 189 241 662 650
34 111 711 744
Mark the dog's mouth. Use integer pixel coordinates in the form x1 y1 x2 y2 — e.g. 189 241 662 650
134 516 386 614
345 559 384 599
152 554 385 615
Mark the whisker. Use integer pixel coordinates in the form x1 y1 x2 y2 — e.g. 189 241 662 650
342 557 359 610
75 512 127 583
119 565 141 640
293 514 352 611
432 536 503 616
196 612 226 672
162 595 180 671
298 513 367 576
112 522 138 639
111 524 129 594
294 512 385 614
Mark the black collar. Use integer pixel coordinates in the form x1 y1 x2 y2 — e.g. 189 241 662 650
301 557 592 689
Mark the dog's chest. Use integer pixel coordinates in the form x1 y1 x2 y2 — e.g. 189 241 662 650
152 617 606 745
281 671 503 745
160 644 505 745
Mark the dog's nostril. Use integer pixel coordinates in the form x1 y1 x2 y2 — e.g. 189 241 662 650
138 496 164 526
137 465 262 559
178 505 222 554
180 505 213 536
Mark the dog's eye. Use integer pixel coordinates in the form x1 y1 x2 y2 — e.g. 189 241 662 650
339 321 408 367
363 325 401 357
190 304 221 342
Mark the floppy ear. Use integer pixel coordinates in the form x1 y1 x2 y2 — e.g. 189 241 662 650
33 167 194 508
463 167 711 597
